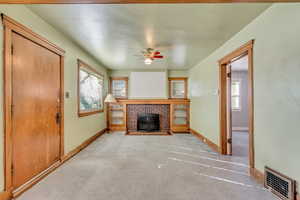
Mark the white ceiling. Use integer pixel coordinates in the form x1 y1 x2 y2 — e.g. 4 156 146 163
28 4 270 70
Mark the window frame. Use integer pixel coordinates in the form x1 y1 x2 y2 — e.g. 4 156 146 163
168 77 188 99
109 77 128 99
231 79 242 111
77 59 104 117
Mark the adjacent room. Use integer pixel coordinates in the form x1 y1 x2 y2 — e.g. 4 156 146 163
231 55 249 163
0 2 299 200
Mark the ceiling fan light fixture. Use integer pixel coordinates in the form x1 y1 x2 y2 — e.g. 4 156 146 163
144 58 152 65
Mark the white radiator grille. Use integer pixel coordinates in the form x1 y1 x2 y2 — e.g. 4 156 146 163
264 167 295 200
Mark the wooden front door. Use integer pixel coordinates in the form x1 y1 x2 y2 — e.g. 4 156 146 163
11 32 61 189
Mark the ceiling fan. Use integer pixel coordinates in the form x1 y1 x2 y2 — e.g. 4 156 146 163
140 48 164 65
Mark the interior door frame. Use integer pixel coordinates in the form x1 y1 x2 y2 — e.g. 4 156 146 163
218 40 254 169
2 15 65 194
225 63 232 155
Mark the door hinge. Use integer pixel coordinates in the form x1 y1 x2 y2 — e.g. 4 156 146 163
11 164 14 175
227 138 232 144
227 72 231 78
11 104 14 116
11 44 14 55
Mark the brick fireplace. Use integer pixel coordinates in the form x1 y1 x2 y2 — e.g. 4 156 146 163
126 104 170 132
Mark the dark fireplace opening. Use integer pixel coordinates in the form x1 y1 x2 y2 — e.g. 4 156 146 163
137 113 160 132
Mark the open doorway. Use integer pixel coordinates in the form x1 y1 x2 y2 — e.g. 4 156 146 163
218 40 254 169
231 55 249 163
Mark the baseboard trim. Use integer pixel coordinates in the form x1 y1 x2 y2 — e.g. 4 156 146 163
250 167 264 185
0 191 11 200
4 128 107 199
13 161 61 198
232 127 248 132
190 128 220 153
62 128 107 162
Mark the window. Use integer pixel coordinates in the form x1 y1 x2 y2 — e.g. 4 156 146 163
169 77 188 99
231 80 241 110
110 77 128 99
78 59 104 117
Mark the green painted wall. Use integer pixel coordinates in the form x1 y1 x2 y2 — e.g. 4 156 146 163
2 3 299 195
109 69 188 98
109 69 188 78
0 5 108 191
168 70 189 78
189 3 300 189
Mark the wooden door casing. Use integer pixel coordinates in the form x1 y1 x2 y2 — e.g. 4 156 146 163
218 40 254 169
226 64 232 155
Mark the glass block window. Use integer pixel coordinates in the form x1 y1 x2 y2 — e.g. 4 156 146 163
110 77 128 99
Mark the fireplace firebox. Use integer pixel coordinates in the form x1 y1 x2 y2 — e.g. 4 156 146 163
137 113 160 132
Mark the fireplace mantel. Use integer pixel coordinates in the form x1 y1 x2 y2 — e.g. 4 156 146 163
117 99 190 105
108 98 190 133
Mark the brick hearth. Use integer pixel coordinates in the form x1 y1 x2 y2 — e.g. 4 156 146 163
126 104 170 132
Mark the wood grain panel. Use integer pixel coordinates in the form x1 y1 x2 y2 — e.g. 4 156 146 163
3 15 65 196
11 32 61 188
0 191 11 200
219 63 227 155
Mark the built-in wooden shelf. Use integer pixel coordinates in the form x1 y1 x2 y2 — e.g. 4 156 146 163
109 103 126 131
111 116 124 119
174 108 188 111
108 99 190 133
109 108 123 111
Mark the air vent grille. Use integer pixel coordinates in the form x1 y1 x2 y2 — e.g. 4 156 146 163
264 167 295 200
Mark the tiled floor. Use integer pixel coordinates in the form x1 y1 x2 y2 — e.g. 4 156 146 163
17 132 277 200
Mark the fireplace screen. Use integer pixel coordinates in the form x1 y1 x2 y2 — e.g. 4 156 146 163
137 113 160 132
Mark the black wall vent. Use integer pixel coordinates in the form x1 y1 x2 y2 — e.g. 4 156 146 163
265 167 296 200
